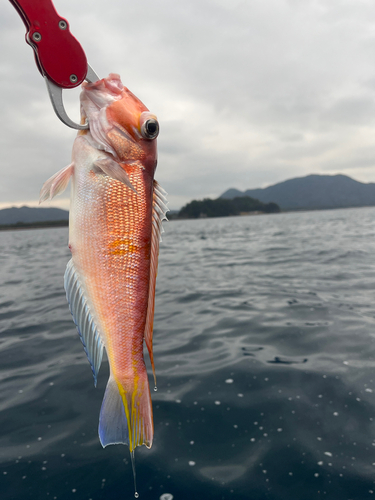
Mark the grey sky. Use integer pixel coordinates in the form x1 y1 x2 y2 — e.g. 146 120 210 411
1 0 375 210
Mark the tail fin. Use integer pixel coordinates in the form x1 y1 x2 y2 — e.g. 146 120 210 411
99 374 153 451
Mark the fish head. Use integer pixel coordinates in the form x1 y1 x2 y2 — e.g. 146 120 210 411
80 74 159 175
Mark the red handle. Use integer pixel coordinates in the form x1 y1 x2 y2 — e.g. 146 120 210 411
10 0 87 89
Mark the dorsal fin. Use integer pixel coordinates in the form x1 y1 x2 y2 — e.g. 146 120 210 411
64 259 104 386
144 181 168 385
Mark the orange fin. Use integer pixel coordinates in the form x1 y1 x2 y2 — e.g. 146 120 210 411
99 374 153 451
39 163 74 203
144 180 169 386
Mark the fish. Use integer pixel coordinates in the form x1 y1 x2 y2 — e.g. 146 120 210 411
39 74 168 461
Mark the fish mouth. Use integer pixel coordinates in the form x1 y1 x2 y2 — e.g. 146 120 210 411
79 75 128 159
81 74 124 114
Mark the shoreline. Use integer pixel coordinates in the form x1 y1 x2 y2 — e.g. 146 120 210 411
0 220 68 232
0 204 374 231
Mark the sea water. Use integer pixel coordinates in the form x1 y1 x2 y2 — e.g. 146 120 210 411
1 207 375 500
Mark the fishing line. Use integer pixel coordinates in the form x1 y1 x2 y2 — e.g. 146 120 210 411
130 450 139 498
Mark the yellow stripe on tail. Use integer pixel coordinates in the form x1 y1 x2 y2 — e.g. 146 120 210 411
99 373 153 451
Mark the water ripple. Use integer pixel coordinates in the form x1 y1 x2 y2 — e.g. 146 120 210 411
1 210 375 499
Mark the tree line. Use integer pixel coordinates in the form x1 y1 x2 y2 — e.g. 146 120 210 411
177 196 280 219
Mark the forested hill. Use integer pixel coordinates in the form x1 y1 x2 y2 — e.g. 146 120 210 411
0 206 69 225
0 206 69 229
178 196 280 219
220 174 375 210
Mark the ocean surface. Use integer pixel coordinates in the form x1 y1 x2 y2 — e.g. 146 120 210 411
1 207 375 500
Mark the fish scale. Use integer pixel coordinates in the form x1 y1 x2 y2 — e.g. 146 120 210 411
73 172 151 369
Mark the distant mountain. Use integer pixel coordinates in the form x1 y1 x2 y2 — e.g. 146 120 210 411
220 174 375 210
219 188 244 199
0 206 69 225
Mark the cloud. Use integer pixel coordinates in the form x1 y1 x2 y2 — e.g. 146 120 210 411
1 0 375 210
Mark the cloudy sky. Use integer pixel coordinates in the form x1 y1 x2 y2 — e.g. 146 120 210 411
1 0 375 210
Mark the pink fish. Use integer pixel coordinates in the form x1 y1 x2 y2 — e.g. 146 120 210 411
40 74 167 460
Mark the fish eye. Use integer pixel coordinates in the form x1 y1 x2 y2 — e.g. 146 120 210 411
141 118 159 140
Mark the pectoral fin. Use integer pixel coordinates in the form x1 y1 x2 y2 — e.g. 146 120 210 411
93 158 136 192
39 163 74 203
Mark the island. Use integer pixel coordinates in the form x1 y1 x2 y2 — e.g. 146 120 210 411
176 196 280 219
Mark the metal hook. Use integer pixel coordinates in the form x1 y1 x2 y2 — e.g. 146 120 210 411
44 64 100 130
